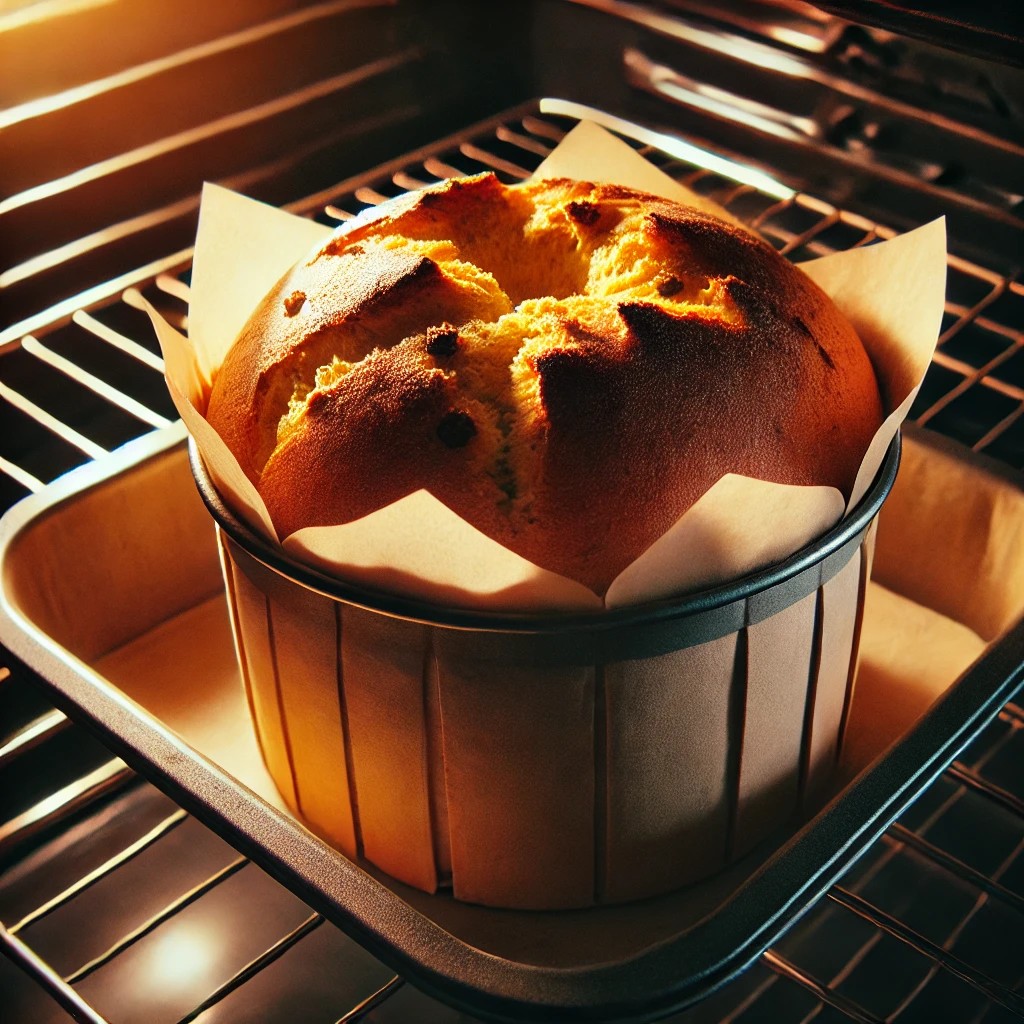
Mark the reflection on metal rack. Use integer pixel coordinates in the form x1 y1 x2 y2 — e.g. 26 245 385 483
0 696 1021 1021
2 107 1024 1022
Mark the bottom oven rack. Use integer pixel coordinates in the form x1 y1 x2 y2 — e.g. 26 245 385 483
2 102 1024 1023
2 671 1022 1023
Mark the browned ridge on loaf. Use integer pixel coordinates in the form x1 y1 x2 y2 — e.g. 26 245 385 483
206 174 884 595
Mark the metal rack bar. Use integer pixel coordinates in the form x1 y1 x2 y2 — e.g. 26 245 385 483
917 338 1022 428
0 708 68 768
777 209 840 256
827 886 1024 1016
324 205 356 222
521 115 566 143
154 274 191 303
947 763 1024 819
63 855 248 984
0 456 44 494
928 349 1024 405
887 965 944 1023
0 922 110 1024
494 125 552 158
392 170 429 191
174 912 324 1024
353 186 393 206
760 949 883 1023
334 975 404 1023
20 335 172 429
717 971 779 1024
71 309 166 373
422 156 465 180
887 823 1024 918
827 931 884 989
1001 702 1024 726
8 809 189 935
0 379 107 460
0 760 134 855
458 141 531 179
937 279 1011 345
974 403 1024 454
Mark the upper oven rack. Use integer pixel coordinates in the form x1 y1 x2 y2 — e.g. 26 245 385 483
1 99 1022 511
1 101 1024 1024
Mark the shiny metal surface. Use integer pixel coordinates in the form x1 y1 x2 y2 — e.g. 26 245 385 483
0 692 1021 1021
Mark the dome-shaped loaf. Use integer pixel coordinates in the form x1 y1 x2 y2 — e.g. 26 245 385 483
206 174 883 595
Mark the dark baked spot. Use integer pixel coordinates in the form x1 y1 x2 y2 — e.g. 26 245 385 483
617 300 705 348
796 316 836 369
419 173 501 210
656 275 684 297
722 277 778 321
283 291 306 317
560 316 608 345
425 323 460 357
436 410 477 448
567 201 601 226
647 207 783 289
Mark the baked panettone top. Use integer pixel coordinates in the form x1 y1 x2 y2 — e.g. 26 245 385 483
206 174 883 594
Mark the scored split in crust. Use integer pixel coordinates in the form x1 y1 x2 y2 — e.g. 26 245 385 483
205 173 883 594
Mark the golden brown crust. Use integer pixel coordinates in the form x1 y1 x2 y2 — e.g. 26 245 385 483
208 173 884 594
258 339 506 537
207 231 511 478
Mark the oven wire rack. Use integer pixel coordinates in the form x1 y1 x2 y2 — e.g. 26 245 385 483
1 104 1024 1024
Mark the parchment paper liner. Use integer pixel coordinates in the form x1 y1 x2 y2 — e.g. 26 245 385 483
150 121 945 908
147 121 945 611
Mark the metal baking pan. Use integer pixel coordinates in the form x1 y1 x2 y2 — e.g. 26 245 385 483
1 422 1022 1022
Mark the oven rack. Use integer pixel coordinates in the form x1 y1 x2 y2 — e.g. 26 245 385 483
1 680 1022 1022
2 103 1022 508
1 103 1023 1023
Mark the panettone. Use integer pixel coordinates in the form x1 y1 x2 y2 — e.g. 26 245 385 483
206 174 883 594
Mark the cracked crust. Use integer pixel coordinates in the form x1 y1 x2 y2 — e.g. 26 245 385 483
207 173 883 594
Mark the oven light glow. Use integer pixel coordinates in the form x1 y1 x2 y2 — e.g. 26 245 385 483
143 925 217 991
569 0 820 76
651 76 815 145
0 0 113 27
539 98 796 200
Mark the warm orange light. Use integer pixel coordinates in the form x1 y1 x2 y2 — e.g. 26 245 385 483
0 0 115 32
142 924 218 993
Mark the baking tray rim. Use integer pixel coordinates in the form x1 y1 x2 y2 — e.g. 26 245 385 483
1 424 1022 1023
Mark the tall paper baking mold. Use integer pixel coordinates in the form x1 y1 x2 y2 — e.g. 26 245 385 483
152 119 944 907
201 438 896 908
